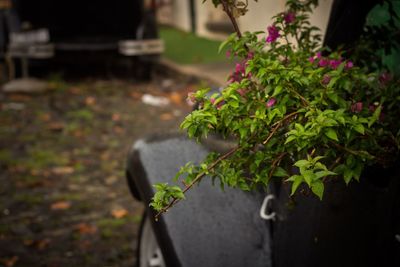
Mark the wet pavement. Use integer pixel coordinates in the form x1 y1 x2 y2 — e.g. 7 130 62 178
0 68 205 267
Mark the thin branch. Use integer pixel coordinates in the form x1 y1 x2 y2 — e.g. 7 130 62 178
263 122 282 145
272 111 300 127
262 111 300 145
268 152 288 178
330 142 363 156
220 0 243 39
287 86 310 106
155 146 239 220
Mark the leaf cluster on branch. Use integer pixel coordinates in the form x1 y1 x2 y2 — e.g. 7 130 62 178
151 0 400 219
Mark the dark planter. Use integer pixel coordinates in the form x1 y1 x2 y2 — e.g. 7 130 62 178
272 165 400 267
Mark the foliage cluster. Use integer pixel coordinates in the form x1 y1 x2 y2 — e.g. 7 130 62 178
150 0 400 215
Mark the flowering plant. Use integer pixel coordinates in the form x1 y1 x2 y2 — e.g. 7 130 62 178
150 0 400 216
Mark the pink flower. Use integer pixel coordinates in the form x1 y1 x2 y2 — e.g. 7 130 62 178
217 101 225 110
266 98 277 108
228 60 251 83
318 58 329 67
187 92 196 105
379 72 392 85
284 12 296 24
235 63 245 74
329 59 342 69
322 74 331 85
316 52 322 59
351 102 363 113
345 61 353 69
210 98 216 105
226 50 231 58
266 25 280 43
308 56 315 64
237 88 247 97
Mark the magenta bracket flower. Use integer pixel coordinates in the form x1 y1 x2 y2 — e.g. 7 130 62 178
284 12 296 24
351 102 363 113
266 25 280 43
266 97 277 108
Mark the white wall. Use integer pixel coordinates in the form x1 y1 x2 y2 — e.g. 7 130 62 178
167 0 334 41
169 0 191 32
238 0 332 35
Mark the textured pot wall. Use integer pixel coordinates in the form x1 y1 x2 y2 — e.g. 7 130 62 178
272 167 400 267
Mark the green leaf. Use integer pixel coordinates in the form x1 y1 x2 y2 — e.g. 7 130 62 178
272 85 283 97
289 175 303 195
366 2 390 27
327 92 339 104
314 170 336 180
353 124 365 135
327 76 339 88
285 135 296 144
218 38 230 53
368 105 382 127
273 167 289 177
324 128 339 141
343 168 353 185
302 170 315 186
311 181 324 200
239 127 247 139
294 160 310 168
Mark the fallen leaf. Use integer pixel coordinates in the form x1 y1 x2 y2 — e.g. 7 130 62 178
9 94 32 101
85 96 96 106
0 256 18 267
169 92 183 105
72 130 84 138
23 239 34 246
74 223 97 235
78 240 92 250
130 91 143 100
47 122 65 131
113 126 124 134
69 87 81 95
36 238 51 250
52 167 74 175
112 113 121 121
105 176 118 185
160 113 173 121
111 208 128 219
100 152 110 161
39 113 52 122
51 201 71 210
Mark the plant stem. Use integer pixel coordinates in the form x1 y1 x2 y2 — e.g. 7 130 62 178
268 152 288 178
155 146 239 220
262 111 300 145
220 0 243 39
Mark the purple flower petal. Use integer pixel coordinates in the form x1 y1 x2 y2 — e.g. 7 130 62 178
266 25 280 43
266 97 277 108
318 58 329 67
322 74 331 85
284 12 296 24
351 102 363 113
345 61 353 69
329 59 342 69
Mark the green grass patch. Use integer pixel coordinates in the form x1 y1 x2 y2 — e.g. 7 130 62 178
160 26 226 64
